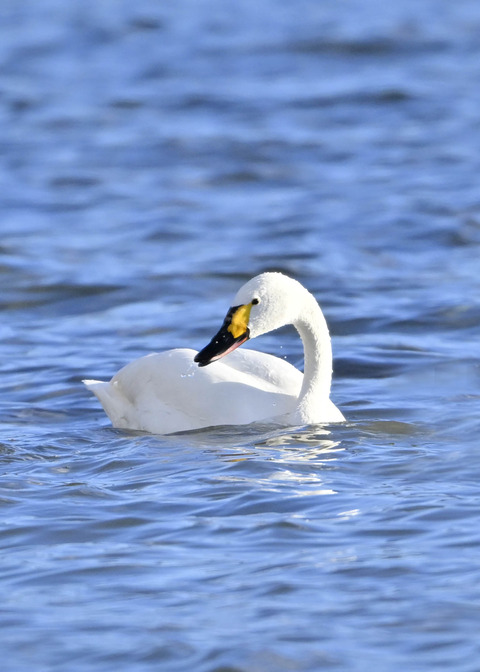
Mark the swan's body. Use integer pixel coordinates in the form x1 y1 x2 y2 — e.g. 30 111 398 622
84 273 345 433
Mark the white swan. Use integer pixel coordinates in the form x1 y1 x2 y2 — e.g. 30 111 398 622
84 272 345 433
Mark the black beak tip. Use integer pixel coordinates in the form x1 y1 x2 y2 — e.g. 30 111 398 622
193 322 250 368
193 353 209 367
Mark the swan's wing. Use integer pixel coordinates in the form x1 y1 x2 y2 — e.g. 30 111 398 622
220 347 303 395
84 348 303 433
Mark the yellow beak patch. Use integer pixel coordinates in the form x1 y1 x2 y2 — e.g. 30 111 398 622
227 303 253 339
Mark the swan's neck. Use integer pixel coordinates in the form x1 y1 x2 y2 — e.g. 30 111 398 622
294 294 333 416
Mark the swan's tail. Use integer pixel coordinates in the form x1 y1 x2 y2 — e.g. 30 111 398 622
83 378 112 408
83 379 131 429
83 379 107 396
83 378 112 407
83 379 103 387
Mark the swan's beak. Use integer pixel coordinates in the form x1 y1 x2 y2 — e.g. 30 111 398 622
194 303 252 367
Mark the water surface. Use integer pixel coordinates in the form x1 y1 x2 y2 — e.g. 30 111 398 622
1 1 480 670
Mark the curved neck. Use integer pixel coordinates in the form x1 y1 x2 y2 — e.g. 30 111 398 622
294 294 333 413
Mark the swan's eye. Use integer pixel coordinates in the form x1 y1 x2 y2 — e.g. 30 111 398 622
251 298 259 305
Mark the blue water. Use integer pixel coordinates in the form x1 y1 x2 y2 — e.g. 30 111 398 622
2 1 480 670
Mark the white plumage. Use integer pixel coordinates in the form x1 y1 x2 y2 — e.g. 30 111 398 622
84 272 345 433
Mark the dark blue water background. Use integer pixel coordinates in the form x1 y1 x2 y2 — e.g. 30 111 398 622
1 1 480 670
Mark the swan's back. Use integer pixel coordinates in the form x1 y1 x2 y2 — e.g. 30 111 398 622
84 348 302 434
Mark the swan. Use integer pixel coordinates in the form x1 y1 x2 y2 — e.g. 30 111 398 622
84 272 345 433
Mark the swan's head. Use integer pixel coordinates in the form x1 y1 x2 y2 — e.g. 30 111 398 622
194 272 303 367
